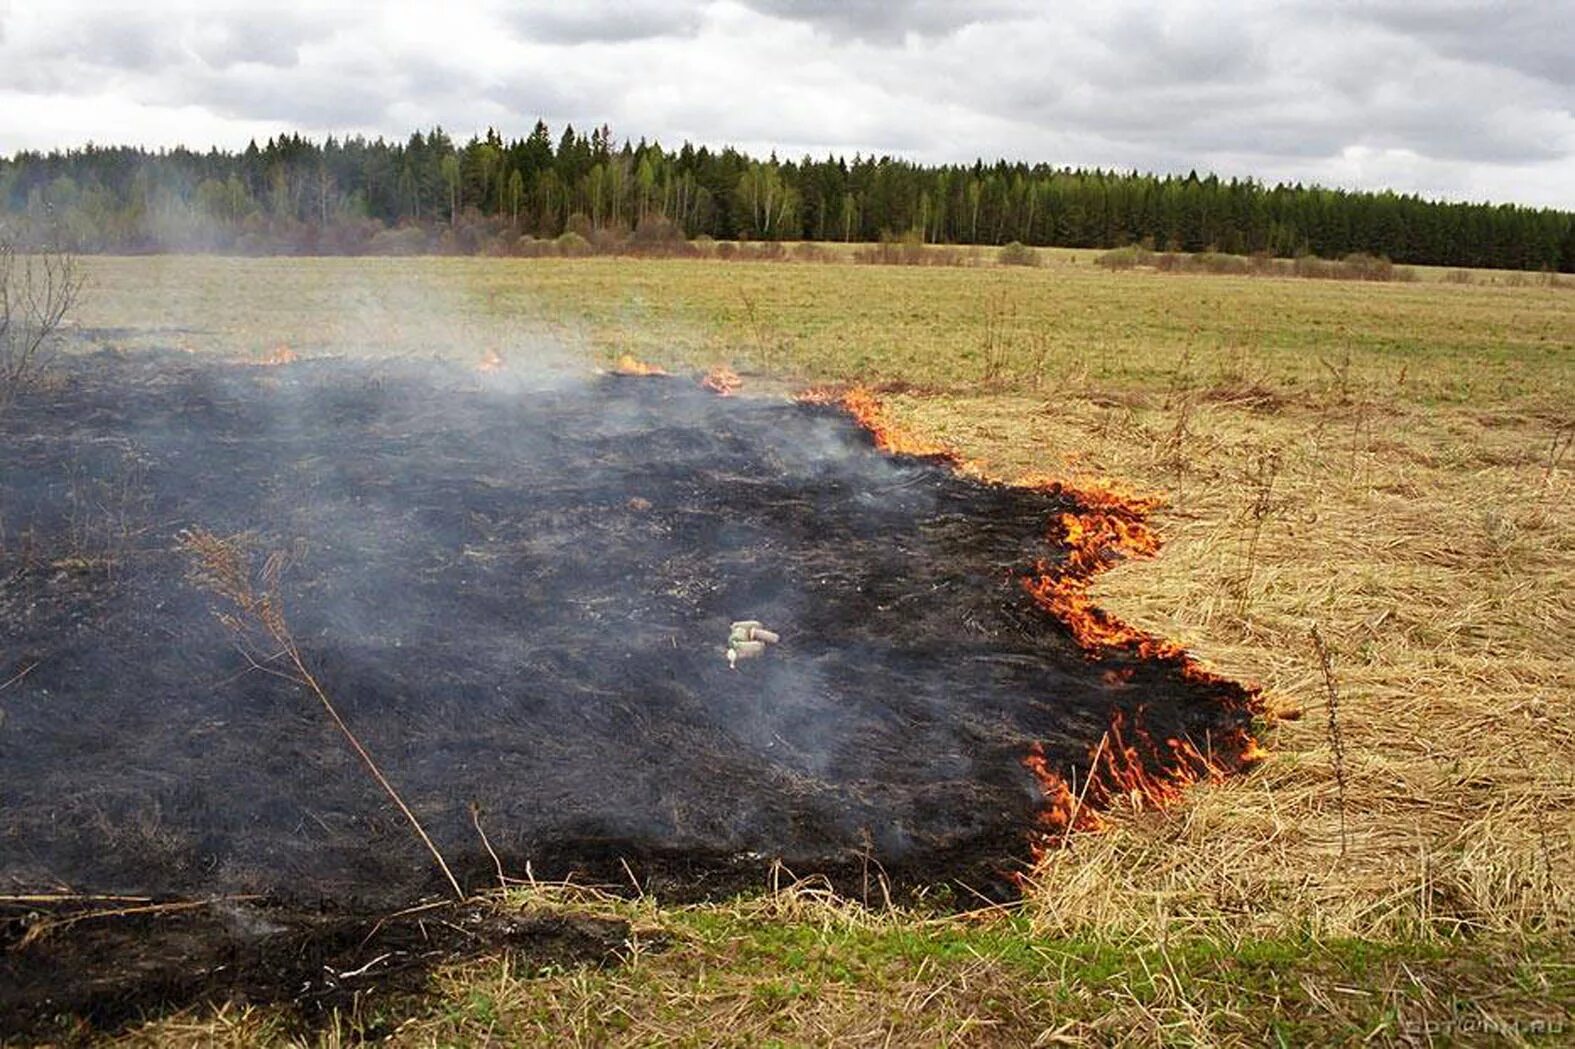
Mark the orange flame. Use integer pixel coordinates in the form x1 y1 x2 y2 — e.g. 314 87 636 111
701 365 742 396
257 344 297 366
817 384 1267 859
612 353 667 376
477 347 505 373
798 386 955 460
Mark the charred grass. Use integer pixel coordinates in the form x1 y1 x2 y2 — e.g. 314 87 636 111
41 256 1575 1043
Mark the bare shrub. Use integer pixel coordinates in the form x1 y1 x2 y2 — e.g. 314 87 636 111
997 241 1039 267
1192 251 1251 275
628 215 696 258
743 240 786 262
1 229 86 412
1293 254 1339 280
1095 245 1159 270
852 230 964 267
1336 252 1395 281
365 225 429 256
513 235 557 258
554 231 593 257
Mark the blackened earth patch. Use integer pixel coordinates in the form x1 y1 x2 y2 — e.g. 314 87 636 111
2 351 1252 901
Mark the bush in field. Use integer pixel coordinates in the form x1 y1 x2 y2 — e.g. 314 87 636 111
629 216 697 258
554 231 593 257
588 227 630 255
853 230 966 267
1337 252 1395 281
0 228 84 412
792 242 835 263
1095 245 1151 270
1192 251 1251 275
367 226 429 256
513 235 557 258
997 241 1039 267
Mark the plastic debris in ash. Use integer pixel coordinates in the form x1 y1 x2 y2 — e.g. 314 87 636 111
727 620 781 669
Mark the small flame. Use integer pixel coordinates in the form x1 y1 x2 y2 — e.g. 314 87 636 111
257 345 297 366
701 365 742 396
612 353 667 376
477 348 505 373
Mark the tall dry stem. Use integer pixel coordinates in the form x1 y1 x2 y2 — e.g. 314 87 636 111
178 528 464 900
1232 448 1282 622
1310 623 1348 859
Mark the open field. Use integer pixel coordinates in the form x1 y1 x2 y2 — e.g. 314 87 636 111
25 254 1575 1042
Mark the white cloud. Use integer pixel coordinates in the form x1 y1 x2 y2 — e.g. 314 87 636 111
0 0 1569 207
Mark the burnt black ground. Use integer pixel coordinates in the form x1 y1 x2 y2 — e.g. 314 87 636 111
0 349 1253 1032
1 895 632 1041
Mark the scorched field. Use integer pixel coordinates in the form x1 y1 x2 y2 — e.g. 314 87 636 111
2 252 1571 1046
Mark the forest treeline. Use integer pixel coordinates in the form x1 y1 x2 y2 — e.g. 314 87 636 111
3 122 1571 270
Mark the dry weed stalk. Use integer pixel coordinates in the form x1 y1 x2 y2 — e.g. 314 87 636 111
1317 346 1354 406
177 527 464 901
1028 330 1054 392
980 289 1016 386
1541 424 1572 493
1232 448 1282 622
1309 623 1348 859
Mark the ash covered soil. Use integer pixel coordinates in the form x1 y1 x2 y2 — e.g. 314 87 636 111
0 349 1253 1032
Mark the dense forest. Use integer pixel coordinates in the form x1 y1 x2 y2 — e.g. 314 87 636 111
3 122 1571 270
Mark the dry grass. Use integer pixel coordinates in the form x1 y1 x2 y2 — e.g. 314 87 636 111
888 385 1573 944
63 255 1575 1044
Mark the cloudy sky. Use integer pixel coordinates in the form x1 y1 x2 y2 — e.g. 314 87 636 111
1 0 1570 207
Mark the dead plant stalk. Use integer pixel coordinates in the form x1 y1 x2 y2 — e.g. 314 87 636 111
178 528 464 900
1310 623 1349 859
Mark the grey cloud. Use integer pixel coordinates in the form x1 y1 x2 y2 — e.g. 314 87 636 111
738 0 1032 43
189 68 392 128
504 1 702 44
909 2 1568 175
32 12 176 70
1342 0 1575 89
187 13 331 70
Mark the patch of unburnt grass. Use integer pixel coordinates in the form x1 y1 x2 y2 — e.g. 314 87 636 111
110 883 1572 1046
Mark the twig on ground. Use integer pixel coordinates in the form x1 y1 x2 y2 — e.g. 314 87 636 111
0 660 38 692
16 895 264 949
470 801 508 893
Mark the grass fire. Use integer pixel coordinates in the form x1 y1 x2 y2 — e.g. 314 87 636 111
0 251 1568 1045
0 344 1267 1032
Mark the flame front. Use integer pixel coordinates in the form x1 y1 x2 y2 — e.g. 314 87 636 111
257 344 297 366
613 353 667 376
818 384 1267 861
800 386 956 460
